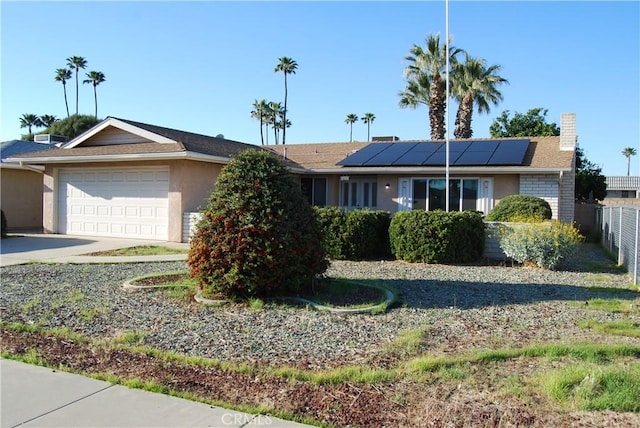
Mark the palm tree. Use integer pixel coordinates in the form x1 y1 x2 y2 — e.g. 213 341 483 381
401 34 463 139
66 56 87 115
362 113 376 142
250 99 270 145
54 68 73 117
83 71 105 119
452 54 508 139
19 114 43 135
622 147 637 176
274 57 298 145
268 101 284 144
40 114 59 128
345 114 359 142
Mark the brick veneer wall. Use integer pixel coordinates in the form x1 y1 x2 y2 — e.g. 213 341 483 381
519 174 559 219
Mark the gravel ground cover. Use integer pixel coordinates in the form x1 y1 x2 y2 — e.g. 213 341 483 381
1 243 639 426
1 244 637 370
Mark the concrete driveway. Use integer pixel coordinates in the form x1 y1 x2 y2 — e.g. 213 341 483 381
0 233 189 267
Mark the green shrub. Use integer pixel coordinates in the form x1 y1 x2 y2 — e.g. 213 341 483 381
1 210 7 238
485 195 552 222
496 221 584 269
187 150 328 298
44 114 100 141
314 207 391 260
313 206 347 259
389 210 485 263
344 209 391 260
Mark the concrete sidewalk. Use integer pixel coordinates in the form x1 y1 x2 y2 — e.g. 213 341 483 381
1 359 312 428
0 233 189 267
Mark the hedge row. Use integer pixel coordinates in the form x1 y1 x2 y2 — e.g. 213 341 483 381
314 207 485 264
389 210 485 263
313 207 391 260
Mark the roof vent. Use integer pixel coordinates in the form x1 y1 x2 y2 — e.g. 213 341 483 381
215 134 224 139
34 134 67 145
372 136 400 142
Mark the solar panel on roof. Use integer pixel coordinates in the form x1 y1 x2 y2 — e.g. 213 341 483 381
393 143 441 165
487 140 529 165
448 141 471 152
454 150 492 165
466 141 499 152
337 143 392 166
422 148 463 165
364 142 417 166
337 139 530 167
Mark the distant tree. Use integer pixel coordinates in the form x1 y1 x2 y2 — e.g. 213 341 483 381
83 71 106 119
362 113 375 142
19 113 42 135
490 108 560 137
268 101 284 145
622 147 637 176
54 68 73 118
45 114 100 141
274 57 298 145
575 145 607 202
66 56 87 115
452 54 508 138
345 114 359 142
401 34 463 139
39 114 59 128
250 99 269 145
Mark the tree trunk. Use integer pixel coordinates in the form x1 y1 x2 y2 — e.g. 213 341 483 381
63 83 70 118
429 76 446 140
283 75 288 145
454 96 474 139
93 85 98 119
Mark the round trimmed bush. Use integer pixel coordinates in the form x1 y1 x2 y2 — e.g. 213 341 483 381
485 195 552 222
187 150 328 299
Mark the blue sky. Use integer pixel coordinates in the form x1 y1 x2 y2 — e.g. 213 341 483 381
2 1 638 176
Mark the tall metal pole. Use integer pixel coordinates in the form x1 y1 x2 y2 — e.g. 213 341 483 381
445 0 450 212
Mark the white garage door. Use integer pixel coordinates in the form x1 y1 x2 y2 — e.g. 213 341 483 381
58 168 169 240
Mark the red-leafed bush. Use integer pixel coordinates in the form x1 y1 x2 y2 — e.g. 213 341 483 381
187 150 328 299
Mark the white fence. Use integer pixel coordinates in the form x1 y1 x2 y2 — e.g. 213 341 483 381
599 205 639 285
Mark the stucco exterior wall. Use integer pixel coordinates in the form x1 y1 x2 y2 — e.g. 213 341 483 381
171 160 221 213
42 160 222 242
0 168 43 230
377 174 402 214
492 175 519 202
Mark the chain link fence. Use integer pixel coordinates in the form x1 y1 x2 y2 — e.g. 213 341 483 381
599 205 639 285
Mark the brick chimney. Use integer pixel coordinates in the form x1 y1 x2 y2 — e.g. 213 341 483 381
559 113 577 151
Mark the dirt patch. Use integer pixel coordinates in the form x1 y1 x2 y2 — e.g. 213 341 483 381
3 327 639 427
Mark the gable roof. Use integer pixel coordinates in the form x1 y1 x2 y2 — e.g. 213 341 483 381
6 117 265 164
5 117 574 174
268 136 574 173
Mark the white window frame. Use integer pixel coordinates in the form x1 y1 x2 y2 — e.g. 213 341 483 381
397 177 493 214
340 178 377 210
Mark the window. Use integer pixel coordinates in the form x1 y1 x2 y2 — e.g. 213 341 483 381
411 178 479 211
301 178 327 206
340 179 377 209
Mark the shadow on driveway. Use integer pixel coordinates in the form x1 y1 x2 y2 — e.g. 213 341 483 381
1 235 97 255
